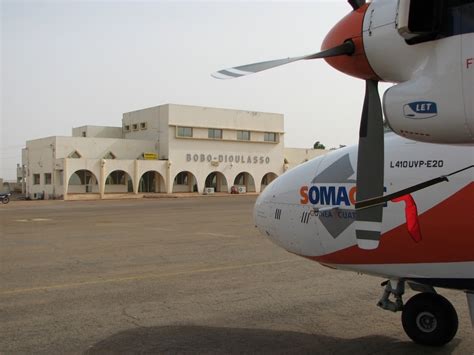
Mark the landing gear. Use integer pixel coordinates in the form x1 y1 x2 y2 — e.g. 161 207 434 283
377 280 404 312
377 280 459 346
402 293 458 346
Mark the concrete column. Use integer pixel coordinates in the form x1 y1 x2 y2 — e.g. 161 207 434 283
134 160 139 194
63 158 69 201
197 172 205 194
254 177 262 193
100 159 106 199
166 161 173 194
226 172 233 193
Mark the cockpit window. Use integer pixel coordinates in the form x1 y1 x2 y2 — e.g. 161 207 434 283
403 0 474 45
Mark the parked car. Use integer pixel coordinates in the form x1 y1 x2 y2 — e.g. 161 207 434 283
1 192 12 204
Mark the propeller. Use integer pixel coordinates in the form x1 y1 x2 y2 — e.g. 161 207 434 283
211 41 355 80
354 80 384 250
212 0 385 250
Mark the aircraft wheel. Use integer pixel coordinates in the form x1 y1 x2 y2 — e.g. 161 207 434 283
402 292 458 346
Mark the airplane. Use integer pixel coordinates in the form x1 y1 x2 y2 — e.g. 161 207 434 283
212 0 474 347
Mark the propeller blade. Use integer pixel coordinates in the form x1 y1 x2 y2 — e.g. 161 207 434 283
212 41 354 80
348 0 366 11
355 80 384 250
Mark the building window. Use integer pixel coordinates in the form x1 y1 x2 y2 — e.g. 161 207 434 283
177 126 193 137
132 124 139 131
44 173 52 185
237 130 250 141
103 151 116 159
264 132 277 142
68 150 82 158
124 125 130 132
175 172 188 185
140 122 147 130
33 174 40 185
208 128 222 139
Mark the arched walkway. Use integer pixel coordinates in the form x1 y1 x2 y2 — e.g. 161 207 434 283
261 172 278 191
68 169 99 193
233 172 256 193
104 170 133 193
173 171 198 193
138 171 165 193
205 172 228 193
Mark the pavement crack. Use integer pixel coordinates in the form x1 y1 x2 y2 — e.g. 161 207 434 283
121 306 142 328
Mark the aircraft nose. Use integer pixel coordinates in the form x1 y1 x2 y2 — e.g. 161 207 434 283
253 180 275 235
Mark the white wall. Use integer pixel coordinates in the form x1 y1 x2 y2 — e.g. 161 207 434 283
122 106 161 141
122 104 286 194
55 137 156 160
284 147 328 170
23 136 160 199
22 137 57 199
72 126 123 139
167 104 284 133
64 158 168 197
168 129 284 194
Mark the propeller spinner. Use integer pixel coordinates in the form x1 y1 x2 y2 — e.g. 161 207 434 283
212 1 385 250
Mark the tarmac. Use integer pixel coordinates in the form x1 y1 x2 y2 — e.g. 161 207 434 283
0 196 473 354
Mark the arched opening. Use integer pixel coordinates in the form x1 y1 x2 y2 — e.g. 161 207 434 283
138 171 165 193
173 171 198 193
261 172 278 191
205 172 228 193
104 170 133 193
233 172 256 193
68 170 98 193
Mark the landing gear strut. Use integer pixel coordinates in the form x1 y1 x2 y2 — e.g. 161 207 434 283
377 280 459 346
377 280 404 312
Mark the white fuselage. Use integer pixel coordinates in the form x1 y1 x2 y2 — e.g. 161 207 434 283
254 133 474 286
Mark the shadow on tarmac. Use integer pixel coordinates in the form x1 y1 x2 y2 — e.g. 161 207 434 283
84 325 461 354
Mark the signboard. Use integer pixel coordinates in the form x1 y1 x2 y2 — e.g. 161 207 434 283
143 153 158 160
186 153 270 164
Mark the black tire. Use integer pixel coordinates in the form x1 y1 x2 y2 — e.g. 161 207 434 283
402 292 458 346
2 197 9 204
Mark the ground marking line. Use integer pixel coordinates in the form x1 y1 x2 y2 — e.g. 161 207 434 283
14 218 52 222
0 259 296 295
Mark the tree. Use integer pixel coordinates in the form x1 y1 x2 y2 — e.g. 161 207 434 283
313 141 326 149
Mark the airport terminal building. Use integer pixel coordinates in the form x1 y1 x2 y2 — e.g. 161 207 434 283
19 104 327 200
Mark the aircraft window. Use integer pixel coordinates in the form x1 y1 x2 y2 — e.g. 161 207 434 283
405 0 474 45
408 0 442 34
458 2 474 33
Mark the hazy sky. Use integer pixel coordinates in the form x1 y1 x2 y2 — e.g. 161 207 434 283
1 0 391 180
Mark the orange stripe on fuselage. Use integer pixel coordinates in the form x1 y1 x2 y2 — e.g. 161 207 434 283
310 182 474 265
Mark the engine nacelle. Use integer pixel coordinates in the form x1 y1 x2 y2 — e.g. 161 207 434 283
383 77 473 144
382 31 474 145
